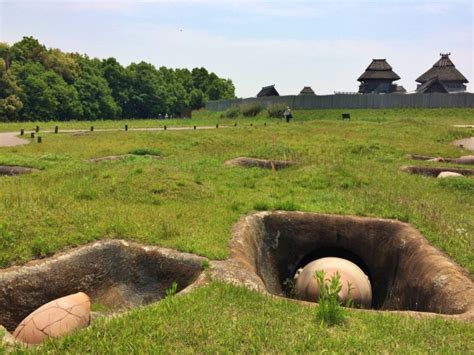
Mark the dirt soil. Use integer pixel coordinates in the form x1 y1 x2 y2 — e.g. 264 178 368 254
0 166 37 176
224 157 293 170
408 154 474 165
0 133 30 148
400 165 474 177
453 137 474 151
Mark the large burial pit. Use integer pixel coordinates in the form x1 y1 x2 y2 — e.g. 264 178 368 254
0 240 205 332
229 212 474 319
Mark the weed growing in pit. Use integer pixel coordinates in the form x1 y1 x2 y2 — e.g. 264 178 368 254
165 281 178 298
314 270 349 326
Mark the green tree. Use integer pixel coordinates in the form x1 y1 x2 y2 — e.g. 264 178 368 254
189 88 205 109
9 36 46 64
73 57 120 120
12 62 58 120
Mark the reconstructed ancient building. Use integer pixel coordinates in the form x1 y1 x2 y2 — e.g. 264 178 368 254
257 85 279 97
416 53 468 93
357 59 401 94
298 86 316 95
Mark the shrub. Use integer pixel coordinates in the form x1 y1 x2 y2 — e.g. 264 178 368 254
221 105 240 118
267 103 287 118
240 102 263 117
314 270 350 326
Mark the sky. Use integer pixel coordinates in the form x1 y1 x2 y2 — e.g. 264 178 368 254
0 0 473 97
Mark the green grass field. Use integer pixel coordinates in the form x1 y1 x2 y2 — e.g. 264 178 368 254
1 108 473 353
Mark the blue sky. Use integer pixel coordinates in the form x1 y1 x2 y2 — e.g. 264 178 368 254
1 0 472 97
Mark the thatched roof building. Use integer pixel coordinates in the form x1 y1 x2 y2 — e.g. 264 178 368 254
298 86 316 95
357 59 400 94
416 53 468 93
257 85 279 97
416 77 449 94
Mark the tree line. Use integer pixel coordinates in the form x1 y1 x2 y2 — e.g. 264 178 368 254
0 36 235 121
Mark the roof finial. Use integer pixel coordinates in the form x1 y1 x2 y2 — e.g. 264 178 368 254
440 52 451 57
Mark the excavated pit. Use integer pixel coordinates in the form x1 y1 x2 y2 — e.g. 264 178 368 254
407 154 474 165
229 212 474 318
400 165 474 177
87 154 160 163
0 240 205 332
224 157 293 170
0 166 37 176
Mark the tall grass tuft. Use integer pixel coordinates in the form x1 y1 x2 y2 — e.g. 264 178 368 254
314 270 349 326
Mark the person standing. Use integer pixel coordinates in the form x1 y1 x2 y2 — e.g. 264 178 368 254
284 106 293 123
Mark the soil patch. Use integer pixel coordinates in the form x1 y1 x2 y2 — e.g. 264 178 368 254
0 166 37 176
224 157 293 170
400 165 474 177
0 133 30 148
0 240 205 331
226 211 474 319
408 154 474 165
452 137 474 151
87 154 160 163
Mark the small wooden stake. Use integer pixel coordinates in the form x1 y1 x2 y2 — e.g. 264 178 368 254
234 123 237 127
90 126 94 132
20 129 24 136
54 126 58 134
30 132 35 139
125 124 128 131
216 124 219 129
35 126 39 133
164 125 167 130
37 136 42 143
194 125 196 130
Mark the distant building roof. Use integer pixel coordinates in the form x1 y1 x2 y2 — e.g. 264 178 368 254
298 86 316 95
357 59 401 82
257 85 280 97
416 53 468 84
395 85 407 93
416 76 449 93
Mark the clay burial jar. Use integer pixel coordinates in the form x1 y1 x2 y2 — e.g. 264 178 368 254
295 257 372 308
438 171 464 179
13 292 90 344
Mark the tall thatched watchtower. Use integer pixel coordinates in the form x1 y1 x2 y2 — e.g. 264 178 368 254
416 53 468 93
357 59 401 94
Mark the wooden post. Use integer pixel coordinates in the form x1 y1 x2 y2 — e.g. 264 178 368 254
35 126 39 133
164 125 167 130
264 122 267 126
90 126 94 132
37 136 42 143
342 113 351 120
234 123 237 127
216 124 219 129
30 132 35 139
250 123 253 127
194 125 196 130
125 124 128 131
20 129 24 136
54 126 58 134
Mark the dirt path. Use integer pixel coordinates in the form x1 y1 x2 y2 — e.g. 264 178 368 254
0 125 231 147
453 137 474 151
0 133 30 147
